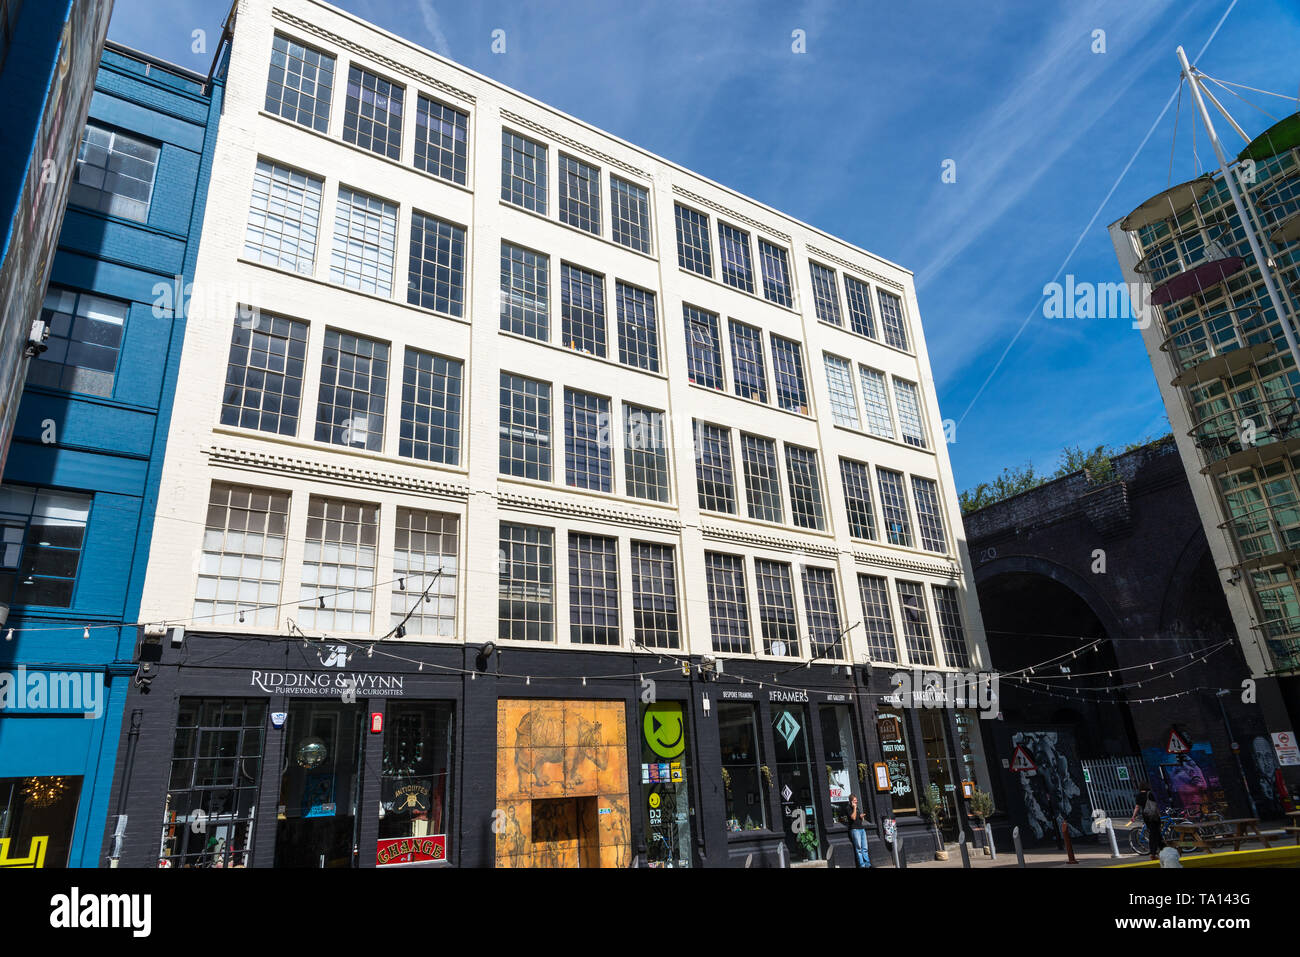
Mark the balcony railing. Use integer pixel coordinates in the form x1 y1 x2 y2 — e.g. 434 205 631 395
1221 505 1300 570
1160 303 1275 384
1257 172 1300 247
1189 393 1300 473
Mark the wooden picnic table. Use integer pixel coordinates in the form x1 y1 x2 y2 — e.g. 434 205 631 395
1170 817 1272 853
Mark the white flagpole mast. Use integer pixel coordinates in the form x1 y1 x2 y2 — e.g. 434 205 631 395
1176 45 1300 373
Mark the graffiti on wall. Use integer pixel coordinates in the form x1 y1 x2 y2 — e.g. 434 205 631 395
1142 741 1227 816
1010 730 1090 840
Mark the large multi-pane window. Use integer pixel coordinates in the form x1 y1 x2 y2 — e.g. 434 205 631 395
221 313 307 436
315 331 388 451
561 263 606 356
684 305 723 389
729 320 768 403
897 580 936 665
298 497 377 633
932 585 971 668
30 287 127 398
705 553 751 653
754 559 799 657
624 404 670 502
759 239 793 307
500 242 549 341
407 211 465 316
859 367 896 439
823 354 859 428
878 289 909 351
244 159 322 274
694 421 736 514
564 389 612 492
616 282 659 372
330 188 397 296
858 574 898 662
499 373 552 481
675 204 712 276
717 222 755 293
161 699 265 868
877 469 913 547
844 276 876 338
611 176 652 253
839 458 877 540
802 566 844 659
912 477 947 553
501 131 548 213
390 509 458 637
741 434 783 523
499 522 554 641
809 262 842 326
193 485 287 627
569 532 619 645
771 335 808 414
0 486 91 609
631 542 679 649
398 348 462 465
894 379 928 449
786 445 825 530
413 94 468 184
69 123 159 223
558 154 602 235
265 33 334 132
343 65 404 159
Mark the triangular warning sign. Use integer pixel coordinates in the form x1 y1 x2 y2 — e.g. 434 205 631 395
1009 745 1037 772
1166 728 1191 754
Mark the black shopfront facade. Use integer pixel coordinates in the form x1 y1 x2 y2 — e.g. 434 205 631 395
100 631 990 868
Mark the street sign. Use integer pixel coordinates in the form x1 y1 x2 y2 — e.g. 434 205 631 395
1166 728 1191 754
1009 745 1037 773
1273 731 1300 766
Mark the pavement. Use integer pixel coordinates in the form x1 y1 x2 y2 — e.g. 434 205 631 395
903 823 1293 869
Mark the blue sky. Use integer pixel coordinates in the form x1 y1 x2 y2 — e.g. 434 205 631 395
106 0 1300 491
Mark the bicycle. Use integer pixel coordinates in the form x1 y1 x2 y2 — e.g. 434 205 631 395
1128 806 1179 856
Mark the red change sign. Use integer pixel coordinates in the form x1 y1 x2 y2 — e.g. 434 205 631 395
376 835 446 866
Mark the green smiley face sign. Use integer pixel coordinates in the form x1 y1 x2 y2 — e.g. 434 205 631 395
644 703 686 759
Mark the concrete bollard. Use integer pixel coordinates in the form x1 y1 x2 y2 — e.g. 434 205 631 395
1105 819 1121 859
985 824 997 860
958 830 971 868
777 842 786 869
895 836 906 869
1012 826 1025 868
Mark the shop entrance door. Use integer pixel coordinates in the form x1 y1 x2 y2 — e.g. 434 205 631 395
920 711 962 842
275 702 364 867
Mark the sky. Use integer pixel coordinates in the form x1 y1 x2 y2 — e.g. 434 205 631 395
105 0 1300 492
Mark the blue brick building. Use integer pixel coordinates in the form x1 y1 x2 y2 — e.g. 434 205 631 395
0 38 225 868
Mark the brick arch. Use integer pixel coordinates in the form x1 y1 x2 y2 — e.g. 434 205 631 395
973 553 1128 644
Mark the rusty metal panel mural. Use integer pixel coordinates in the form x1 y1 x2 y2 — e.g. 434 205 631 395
495 699 630 868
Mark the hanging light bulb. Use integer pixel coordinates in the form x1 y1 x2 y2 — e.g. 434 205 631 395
399 578 406 591
526 676 531 685
238 609 246 624
582 676 587 686
318 596 326 610
83 626 90 640
4 628 12 642
367 645 374 658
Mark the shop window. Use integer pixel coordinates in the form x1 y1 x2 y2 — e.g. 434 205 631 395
275 701 363 867
956 710 991 795
640 701 694 867
719 703 767 831
160 699 265 868
772 704 821 861
820 704 863 814
377 702 455 865
0 776 82 867
876 708 918 815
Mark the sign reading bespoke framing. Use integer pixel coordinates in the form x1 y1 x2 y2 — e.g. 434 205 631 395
249 670 407 696
376 835 446 865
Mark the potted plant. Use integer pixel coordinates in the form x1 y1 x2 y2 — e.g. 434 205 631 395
797 826 819 861
971 789 996 855
857 762 870 786
917 793 946 860
760 765 773 789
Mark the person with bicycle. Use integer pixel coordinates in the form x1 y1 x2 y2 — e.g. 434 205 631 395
1128 786 1165 860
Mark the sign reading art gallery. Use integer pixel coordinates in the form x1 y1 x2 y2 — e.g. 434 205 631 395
376 835 446 865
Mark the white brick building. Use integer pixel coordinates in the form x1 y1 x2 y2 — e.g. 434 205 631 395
119 0 992 869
